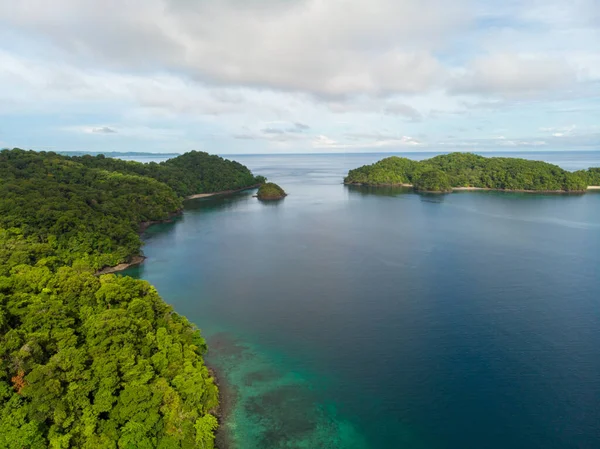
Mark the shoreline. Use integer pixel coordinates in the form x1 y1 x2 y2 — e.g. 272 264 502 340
185 184 261 200
95 255 146 275
209 366 235 449
139 210 183 233
345 182 597 193
97 184 262 275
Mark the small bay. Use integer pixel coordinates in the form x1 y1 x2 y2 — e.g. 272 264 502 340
125 151 600 449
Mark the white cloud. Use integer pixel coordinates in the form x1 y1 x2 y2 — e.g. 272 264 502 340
65 125 184 140
91 126 117 134
312 132 421 150
0 0 599 153
449 54 576 97
0 0 468 98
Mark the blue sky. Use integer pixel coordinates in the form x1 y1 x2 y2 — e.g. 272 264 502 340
0 0 599 154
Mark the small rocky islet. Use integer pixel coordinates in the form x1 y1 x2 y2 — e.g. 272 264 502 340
256 182 287 200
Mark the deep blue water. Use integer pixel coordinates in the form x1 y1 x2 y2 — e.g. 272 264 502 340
125 151 600 449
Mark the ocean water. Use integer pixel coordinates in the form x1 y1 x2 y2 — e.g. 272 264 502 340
124 151 600 449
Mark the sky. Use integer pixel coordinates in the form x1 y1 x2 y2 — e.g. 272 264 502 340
0 0 599 154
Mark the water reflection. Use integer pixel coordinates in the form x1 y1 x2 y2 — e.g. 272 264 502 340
345 184 414 197
183 190 256 213
417 192 449 203
257 197 286 207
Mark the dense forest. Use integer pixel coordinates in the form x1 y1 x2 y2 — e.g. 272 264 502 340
413 169 452 193
574 167 600 186
344 153 595 192
0 267 218 448
0 148 265 448
73 151 266 197
0 149 265 272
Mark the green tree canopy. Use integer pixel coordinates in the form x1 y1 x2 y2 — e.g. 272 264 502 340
0 267 218 448
0 148 240 448
413 169 452 192
73 151 264 197
256 182 286 200
574 168 600 186
344 152 592 192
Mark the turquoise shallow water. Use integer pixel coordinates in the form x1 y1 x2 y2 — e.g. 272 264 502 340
125 151 600 449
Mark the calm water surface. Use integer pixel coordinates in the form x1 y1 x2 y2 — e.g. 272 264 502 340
125 151 600 449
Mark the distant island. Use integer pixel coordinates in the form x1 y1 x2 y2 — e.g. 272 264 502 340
0 148 266 448
344 152 600 193
257 182 287 200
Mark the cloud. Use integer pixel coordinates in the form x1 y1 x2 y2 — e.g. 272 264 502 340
261 128 284 135
313 133 421 150
449 54 577 97
65 125 183 141
0 0 599 154
327 98 423 121
0 0 467 98
232 133 257 140
91 126 117 134
383 103 423 121
292 122 310 131
262 122 310 134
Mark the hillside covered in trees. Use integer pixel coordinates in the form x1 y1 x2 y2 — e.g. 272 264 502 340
574 167 600 186
344 153 595 192
73 151 266 197
0 267 219 448
0 149 265 272
0 148 265 448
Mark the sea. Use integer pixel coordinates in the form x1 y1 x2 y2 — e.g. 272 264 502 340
124 150 600 449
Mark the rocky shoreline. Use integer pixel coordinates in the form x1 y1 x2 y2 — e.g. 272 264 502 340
209 366 236 449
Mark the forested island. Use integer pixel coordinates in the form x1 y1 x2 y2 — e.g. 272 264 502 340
256 182 287 200
345 153 600 193
0 148 265 448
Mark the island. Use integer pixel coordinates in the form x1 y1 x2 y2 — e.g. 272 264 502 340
413 169 453 193
0 148 266 448
256 182 287 200
345 152 599 193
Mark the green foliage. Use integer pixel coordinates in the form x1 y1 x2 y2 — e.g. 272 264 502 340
574 168 600 186
73 151 264 197
0 148 237 447
0 149 264 272
344 156 418 185
344 152 591 192
0 267 218 448
256 182 286 200
413 169 452 192
0 149 182 272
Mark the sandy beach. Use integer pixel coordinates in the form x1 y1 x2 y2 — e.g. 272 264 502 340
186 184 261 200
